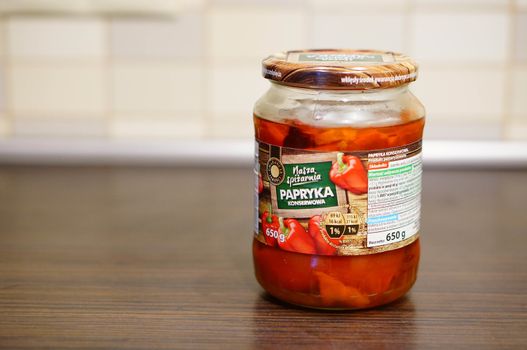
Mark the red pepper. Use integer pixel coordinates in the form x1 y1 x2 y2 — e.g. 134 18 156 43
315 271 370 308
329 153 368 195
278 218 316 255
308 215 339 255
261 211 280 246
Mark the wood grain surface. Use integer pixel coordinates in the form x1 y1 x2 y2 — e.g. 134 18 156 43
0 166 526 349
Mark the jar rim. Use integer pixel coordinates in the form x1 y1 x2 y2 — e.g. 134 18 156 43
262 49 418 91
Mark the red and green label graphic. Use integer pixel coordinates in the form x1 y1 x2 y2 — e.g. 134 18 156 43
254 140 422 256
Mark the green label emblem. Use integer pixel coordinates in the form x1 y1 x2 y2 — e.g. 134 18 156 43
276 161 338 210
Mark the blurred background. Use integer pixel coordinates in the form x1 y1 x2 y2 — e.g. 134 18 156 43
0 0 525 165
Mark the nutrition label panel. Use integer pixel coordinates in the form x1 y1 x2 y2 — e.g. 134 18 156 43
366 153 422 247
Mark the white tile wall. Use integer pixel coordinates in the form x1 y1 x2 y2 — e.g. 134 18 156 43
310 0 408 11
13 117 106 137
180 0 207 11
0 20 6 57
0 65 5 111
312 13 406 52
411 12 509 63
511 67 527 119
212 0 305 6
0 115 8 137
209 62 267 117
414 0 508 7
111 117 205 139
209 116 253 139
412 66 506 121
0 1 524 144
7 17 105 59
112 62 203 114
516 0 527 10
515 13 527 62
110 16 204 59
505 121 527 140
10 63 106 116
424 119 502 140
209 8 306 61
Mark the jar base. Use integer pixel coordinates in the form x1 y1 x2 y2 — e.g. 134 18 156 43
253 238 420 310
259 281 415 311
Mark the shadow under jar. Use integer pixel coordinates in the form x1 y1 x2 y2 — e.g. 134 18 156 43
253 49 425 310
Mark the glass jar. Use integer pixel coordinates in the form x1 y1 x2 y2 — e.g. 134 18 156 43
252 50 425 310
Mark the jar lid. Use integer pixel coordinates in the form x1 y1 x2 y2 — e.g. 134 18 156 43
262 49 418 90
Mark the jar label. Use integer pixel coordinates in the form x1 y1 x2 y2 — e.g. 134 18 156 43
254 140 422 256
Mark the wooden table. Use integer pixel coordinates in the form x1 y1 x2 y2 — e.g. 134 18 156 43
0 166 526 349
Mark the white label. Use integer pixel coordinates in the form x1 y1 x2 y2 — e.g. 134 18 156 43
366 153 422 248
